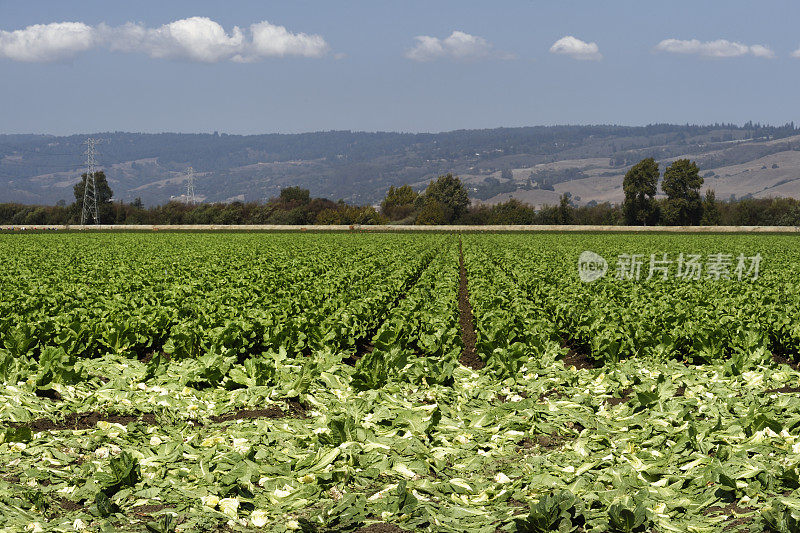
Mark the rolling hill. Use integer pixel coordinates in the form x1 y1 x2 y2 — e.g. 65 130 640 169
1 123 799 207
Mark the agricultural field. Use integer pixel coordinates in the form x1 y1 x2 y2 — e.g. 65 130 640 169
1 232 800 532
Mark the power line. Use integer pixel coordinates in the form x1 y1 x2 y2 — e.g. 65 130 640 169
185 166 196 205
80 138 100 225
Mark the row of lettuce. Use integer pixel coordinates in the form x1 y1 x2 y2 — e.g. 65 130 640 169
0 233 466 394
6 233 800 388
464 233 800 375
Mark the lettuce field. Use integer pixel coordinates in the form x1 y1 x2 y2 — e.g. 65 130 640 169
2 232 800 532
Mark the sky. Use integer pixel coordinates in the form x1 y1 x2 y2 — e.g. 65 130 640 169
1 0 800 135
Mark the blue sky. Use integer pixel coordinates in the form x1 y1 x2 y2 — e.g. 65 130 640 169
2 0 799 135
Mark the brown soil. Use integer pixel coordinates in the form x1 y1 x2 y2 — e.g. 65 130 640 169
210 399 307 423
674 385 686 397
344 341 373 366
286 399 308 417
703 502 753 530
139 350 170 365
458 240 483 370
52 497 83 513
703 503 751 516
772 352 800 371
606 387 632 406
518 434 568 451
561 344 596 370
132 503 169 516
765 385 800 393
353 524 407 533
9 411 158 431
210 407 284 422
565 421 585 433
34 388 62 401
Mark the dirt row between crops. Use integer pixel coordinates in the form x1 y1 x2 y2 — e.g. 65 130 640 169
5 400 308 431
458 239 484 371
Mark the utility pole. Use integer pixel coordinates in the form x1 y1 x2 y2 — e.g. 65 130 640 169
185 166 196 205
80 138 99 225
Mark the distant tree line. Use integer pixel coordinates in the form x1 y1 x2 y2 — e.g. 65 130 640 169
0 174 386 225
3 164 800 226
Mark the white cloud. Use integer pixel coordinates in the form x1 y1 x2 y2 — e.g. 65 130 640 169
655 38 774 59
549 36 602 61
0 17 329 63
405 31 506 62
0 22 96 62
791 47 800 59
107 17 245 62
243 21 328 60
750 44 776 59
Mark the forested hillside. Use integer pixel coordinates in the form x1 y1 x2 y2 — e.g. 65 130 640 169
1 123 798 206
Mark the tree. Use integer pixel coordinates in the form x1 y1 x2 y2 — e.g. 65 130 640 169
73 171 114 223
422 174 470 222
279 187 310 205
662 159 703 225
315 208 342 224
622 158 659 225
415 198 452 225
700 189 721 225
500 168 513 180
380 185 418 220
557 192 575 224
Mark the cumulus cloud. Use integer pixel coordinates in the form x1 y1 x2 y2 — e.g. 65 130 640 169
791 47 800 59
655 38 774 59
0 17 329 63
405 31 507 62
750 44 776 59
0 22 96 62
549 36 602 61
244 21 328 60
105 18 245 62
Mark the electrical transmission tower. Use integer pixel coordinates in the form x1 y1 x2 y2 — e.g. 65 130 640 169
185 167 196 205
80 138 100 225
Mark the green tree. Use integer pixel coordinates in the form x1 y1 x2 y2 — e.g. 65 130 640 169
700 189 721 225
315 208 342 224
422 174 470 222
415 198 452 225
279 187 310 205
380 185 418 220
557 192 575 224
622 158 659 225
73 171 114 223
662 159 704 225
